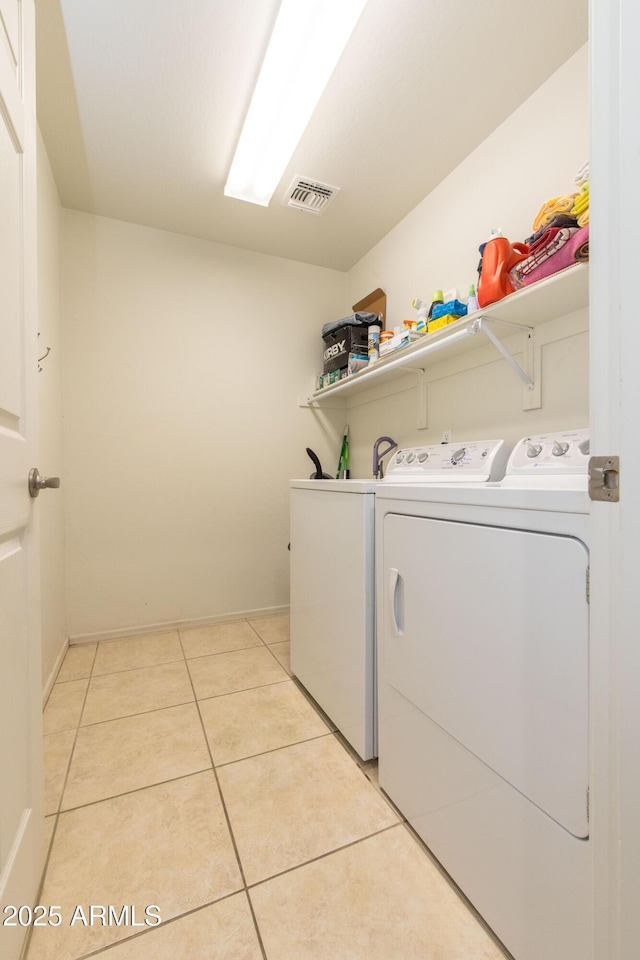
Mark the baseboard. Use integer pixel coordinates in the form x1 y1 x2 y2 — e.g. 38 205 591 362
42 636 70 706
68 604 290 646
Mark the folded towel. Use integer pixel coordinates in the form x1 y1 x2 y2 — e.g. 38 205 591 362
510 225 589 288
574 161 589 187
321 312 379 338
572 187 589 216
532 194 579 233
511 226 579 288
524 213 578 247
577 209 589 227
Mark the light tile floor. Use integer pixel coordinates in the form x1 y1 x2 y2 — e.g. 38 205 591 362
27 614 509 960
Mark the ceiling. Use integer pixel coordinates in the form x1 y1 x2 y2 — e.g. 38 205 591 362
35 0 588 272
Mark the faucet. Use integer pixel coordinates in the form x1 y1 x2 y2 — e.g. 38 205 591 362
373 436 398 479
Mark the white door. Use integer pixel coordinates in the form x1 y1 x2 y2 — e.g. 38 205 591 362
0 1 44 958
590 1 640 958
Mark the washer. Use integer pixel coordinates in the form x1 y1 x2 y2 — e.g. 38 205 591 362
290 478 376 760
376 429 590 960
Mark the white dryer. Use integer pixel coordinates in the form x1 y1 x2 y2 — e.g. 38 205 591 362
376 430 590 960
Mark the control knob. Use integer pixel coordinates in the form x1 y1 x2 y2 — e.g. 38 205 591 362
526 443 542 458
417 451 429 463
552 441 570 457
451 447 466 464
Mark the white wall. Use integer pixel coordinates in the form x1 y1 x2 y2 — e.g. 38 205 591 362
343 45 589 475
62 213 347 640
37 128 67 691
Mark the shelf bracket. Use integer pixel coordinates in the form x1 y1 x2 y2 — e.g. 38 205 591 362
475 318 534 389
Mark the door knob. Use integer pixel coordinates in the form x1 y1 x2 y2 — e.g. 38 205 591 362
28 468 61 498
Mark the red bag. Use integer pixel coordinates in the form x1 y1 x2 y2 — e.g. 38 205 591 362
477 236 530 308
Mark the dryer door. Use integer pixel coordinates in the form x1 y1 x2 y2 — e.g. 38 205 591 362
382 513 589 838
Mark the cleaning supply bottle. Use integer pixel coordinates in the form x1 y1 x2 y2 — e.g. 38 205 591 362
467 284 479 313
411 297 429 334
367 324 380 364
427 290 444 321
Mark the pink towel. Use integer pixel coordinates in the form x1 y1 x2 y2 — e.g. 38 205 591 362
510 225 589 288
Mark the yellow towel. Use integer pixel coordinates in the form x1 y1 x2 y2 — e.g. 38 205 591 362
532 193 579 232
572 183 589 224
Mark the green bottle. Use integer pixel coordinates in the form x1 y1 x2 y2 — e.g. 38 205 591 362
427 289 444 320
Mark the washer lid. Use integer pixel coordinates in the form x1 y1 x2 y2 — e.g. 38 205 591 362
290 478 377 493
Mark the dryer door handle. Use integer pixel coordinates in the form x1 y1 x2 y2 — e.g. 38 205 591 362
388 567 403 638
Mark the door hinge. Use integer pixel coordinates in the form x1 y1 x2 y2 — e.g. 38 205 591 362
588 456 620 502
586 566 590 604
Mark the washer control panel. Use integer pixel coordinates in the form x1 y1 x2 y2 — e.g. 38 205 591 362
384 439 509 482
507 429 590 476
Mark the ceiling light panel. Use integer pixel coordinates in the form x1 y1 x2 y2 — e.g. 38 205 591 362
224 0 368 207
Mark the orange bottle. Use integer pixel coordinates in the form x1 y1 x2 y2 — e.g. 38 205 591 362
477 237 529 308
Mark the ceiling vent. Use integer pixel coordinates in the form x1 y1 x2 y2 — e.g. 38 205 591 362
282 177 340 215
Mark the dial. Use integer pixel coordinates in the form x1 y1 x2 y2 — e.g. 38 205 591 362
406 452 416 463
417 450 429 463
579 438 590 456
451 447 467 465
526 443 542 458
394 452 404 464
552 441 570 457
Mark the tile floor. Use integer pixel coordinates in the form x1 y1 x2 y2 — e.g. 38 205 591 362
28 614 509 960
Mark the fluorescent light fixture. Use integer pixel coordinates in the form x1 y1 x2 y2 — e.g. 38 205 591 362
224 0 368 207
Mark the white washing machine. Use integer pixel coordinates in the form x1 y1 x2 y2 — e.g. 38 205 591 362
376 430 591 960
290 479 376 760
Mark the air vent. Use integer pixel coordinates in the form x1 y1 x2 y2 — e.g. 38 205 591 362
282 177 340 215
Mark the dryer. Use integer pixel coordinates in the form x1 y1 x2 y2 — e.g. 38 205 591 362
376 430 591 960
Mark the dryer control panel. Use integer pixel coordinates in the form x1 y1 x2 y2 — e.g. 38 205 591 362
383 439 509 483
507 429 590 477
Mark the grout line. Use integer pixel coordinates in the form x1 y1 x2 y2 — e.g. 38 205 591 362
179 641 268 663
214 729 335 769
77 695 196 730
396 818 515 960
196 676 295 706
185 672 290 702
87 655 186 679
246 821 403 892
58 889 252 960
51 645 98 815
56 767 213 816
289 675 337 731
22 643 99 959
246 620 270 645
177 627 269 960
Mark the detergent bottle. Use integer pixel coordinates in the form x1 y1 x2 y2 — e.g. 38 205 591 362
477 231 529 308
